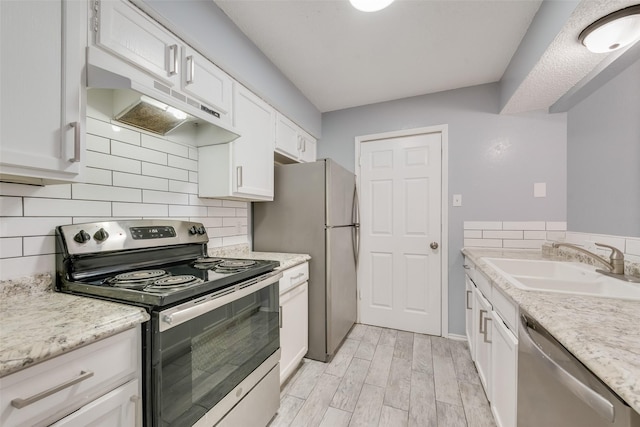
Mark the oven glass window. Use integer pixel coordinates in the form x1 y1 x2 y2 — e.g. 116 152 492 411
154 282 279 426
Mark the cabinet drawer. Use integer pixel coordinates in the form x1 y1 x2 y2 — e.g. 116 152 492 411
279 262 309 294
492 287 518 335
0 328 139 427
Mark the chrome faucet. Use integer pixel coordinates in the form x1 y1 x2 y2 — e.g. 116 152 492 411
552 242 625 275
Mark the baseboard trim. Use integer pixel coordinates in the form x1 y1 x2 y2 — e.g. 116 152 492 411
447 333 467 341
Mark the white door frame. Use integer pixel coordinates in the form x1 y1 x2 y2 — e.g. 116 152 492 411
355 125 449 338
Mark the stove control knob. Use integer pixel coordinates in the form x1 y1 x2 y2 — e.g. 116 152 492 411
197 226 207 235
93 228 109 242
73 230 91 244
189 226 198 235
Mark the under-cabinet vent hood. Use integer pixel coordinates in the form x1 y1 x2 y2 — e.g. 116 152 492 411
86 63 240 143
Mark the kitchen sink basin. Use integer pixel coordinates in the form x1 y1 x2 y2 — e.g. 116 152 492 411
482 258 640 300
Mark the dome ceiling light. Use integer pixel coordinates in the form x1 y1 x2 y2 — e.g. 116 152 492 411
579 4 640 53
349 0 395 13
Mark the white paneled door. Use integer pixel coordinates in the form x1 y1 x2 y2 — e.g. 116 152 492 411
358 131 442 335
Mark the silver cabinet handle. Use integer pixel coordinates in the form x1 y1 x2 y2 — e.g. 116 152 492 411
186 55 195 84
479 309 487 334
168 44 178 75
69 121 81 162
466 290 472 310
279 305 283 328
11 370 94 409
463 264 471 270
483 316 492 343
236 166 243 188
130 395 142 427
290 273 305 282
519 315 615 422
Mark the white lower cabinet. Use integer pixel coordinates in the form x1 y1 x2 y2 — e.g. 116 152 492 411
464 257 518 427
0 328 141 427
279 262 309 384
491 311 518 427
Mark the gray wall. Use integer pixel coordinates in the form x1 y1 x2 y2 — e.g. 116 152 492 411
567 57 640 237
137 0 322 137
319 83 567 335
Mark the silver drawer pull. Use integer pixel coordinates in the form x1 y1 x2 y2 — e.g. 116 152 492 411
466 290 472 310
11 370 94 409
290 272 305 281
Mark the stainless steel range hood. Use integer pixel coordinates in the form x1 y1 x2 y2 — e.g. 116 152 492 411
86 63 240 143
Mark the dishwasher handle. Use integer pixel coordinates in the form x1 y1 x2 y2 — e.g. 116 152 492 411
519 315 615 423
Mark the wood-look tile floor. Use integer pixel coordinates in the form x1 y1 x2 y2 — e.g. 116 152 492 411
270 323 497 427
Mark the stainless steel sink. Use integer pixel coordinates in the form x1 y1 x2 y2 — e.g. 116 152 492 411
483 258 640 300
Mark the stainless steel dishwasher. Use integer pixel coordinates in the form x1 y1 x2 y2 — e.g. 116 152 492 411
518 310 640 427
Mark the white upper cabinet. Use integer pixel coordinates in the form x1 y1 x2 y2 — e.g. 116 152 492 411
275 113 317 163
181 46 233 123
198 84 275 201
0 0 87 184
95 0 181 87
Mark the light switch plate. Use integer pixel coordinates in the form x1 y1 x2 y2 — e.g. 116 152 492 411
534 183 546 198
453 194 462 206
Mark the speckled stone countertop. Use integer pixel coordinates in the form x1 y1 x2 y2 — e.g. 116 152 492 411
0 274 149 378
462 248 640 414
208 244 311 270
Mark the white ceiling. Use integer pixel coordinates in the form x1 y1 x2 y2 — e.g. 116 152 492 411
214 0 639 114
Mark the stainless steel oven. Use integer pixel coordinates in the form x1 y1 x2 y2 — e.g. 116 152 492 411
55 220 282 427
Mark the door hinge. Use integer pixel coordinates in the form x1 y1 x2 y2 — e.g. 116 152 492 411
93 0 100 32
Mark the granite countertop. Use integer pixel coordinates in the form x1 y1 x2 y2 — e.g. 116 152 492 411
462 247 640 414
0 274 149 378
208 244 311 271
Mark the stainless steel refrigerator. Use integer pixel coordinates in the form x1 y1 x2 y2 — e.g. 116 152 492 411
252 159 359 362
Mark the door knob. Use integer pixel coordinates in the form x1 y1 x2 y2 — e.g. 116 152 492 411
430 242 439 249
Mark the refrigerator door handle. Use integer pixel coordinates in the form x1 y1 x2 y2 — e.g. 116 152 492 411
354 223 360 268
353 185 361 225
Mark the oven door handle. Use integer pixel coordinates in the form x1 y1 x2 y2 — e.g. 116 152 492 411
159 272 283 332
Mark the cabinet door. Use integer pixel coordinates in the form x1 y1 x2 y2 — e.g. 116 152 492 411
50 379 140 427
275 113 300 161
491 312 518 427
298 131 317 163
473 287 492 399
465 275 475 361
96 0 180 86
181 46 232 120
279 282 309 384
0 0 85 183
232 84 275 200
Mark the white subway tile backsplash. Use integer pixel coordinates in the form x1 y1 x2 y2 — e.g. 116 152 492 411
0 197 22 216
87 118 140 145
169 205 208 217
142 162 189 181
73 184 141 203
84 168 113 186
483 230 523 239
74 217 138 224
169 180 198 195
24 198 111 217
546 221 567 231
223 217 248 227
0 238 22 258
196 217 223 227
236 208 248 217
0 183 71 199
626 239 640 257
168 155 198 171
143 190 189 205
503 221 545 231
463 230 482 238
209 207 237 217
189 171 198 183
112 140 168 165
524 231 547 240
464 221 502 230
0 217 69 237
141 134 189 157
464 239 502 248
23 236 56 256
86 134 110 153
188 195 222 207
564 232 587 245
0 254 56 280
503 239 545 249
546 231 566 241
189 147 198 160
87 151 141 174
222 200 248 208
112 202 168 218
113 172 168 191
222 235 249 246
209 227 245 238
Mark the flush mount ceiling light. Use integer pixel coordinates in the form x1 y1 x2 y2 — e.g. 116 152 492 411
349 0 394 12
579 4 640 53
